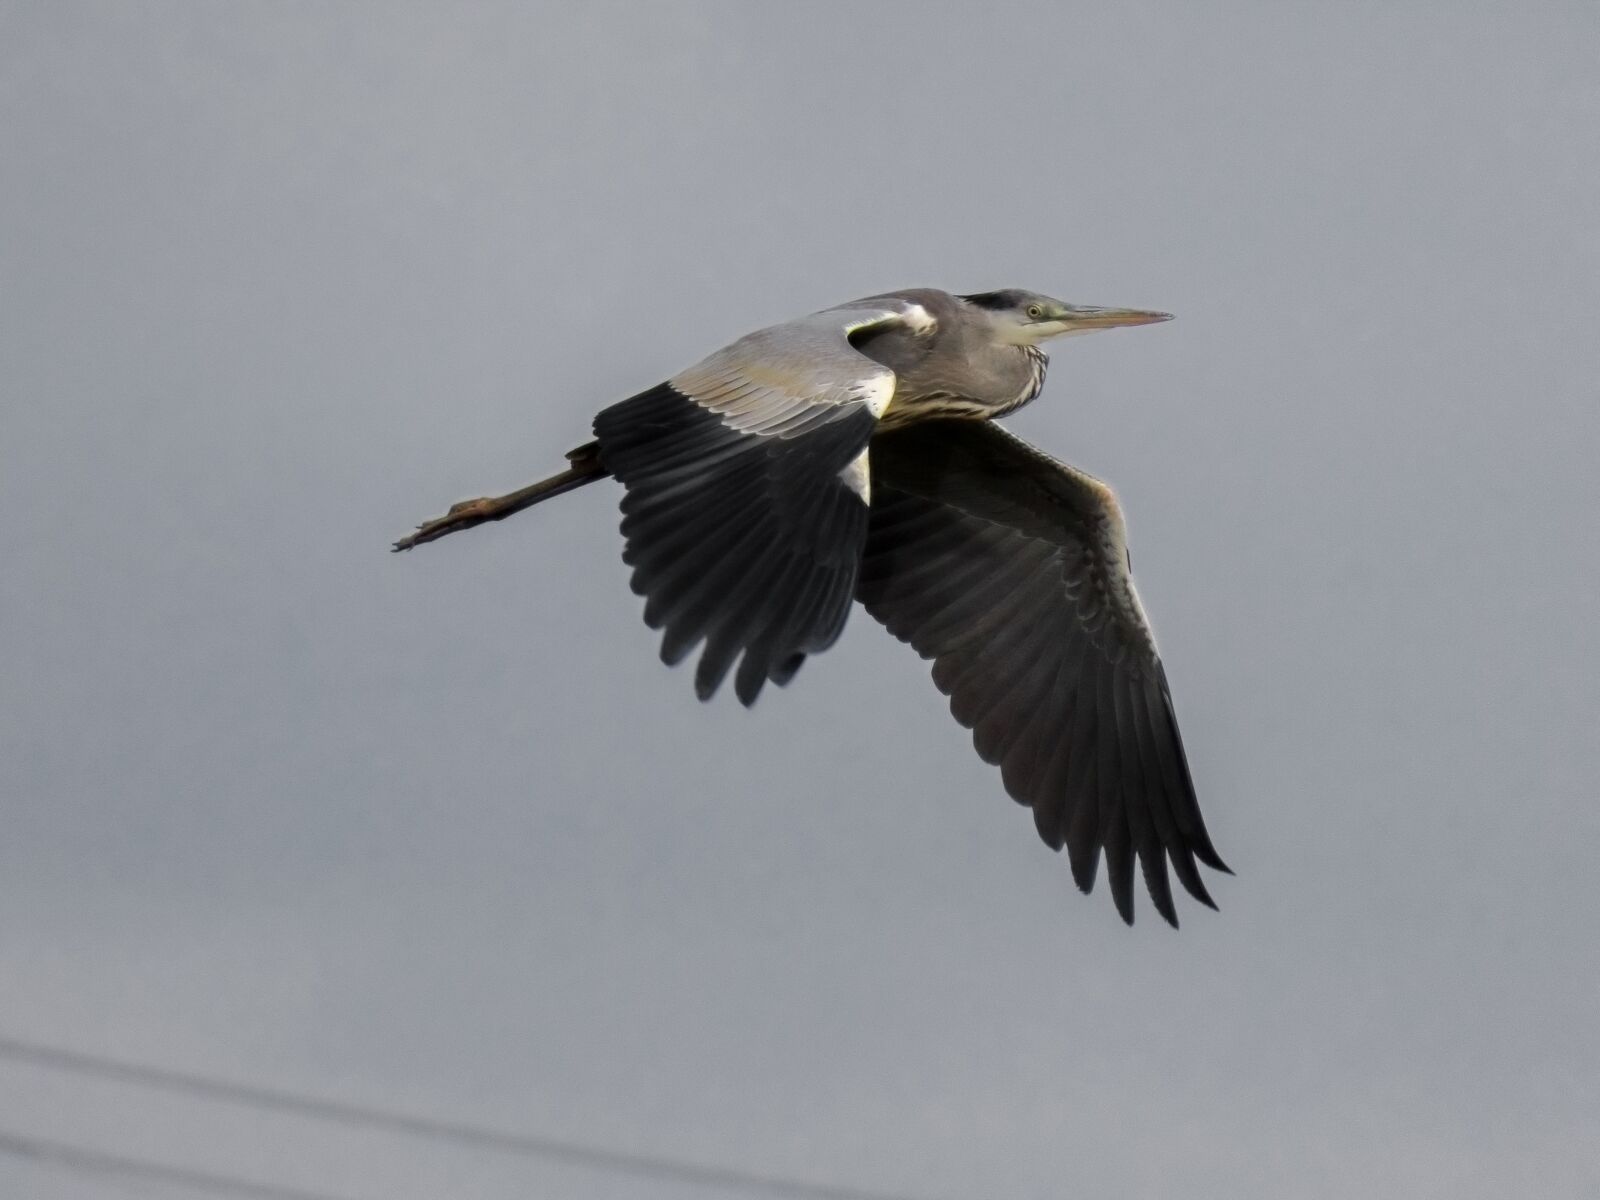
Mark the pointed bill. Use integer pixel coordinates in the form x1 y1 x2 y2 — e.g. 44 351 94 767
1059 306 1174 330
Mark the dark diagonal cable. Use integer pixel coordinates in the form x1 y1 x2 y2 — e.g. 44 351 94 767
0 1035 928 1200
0 1128 356 1200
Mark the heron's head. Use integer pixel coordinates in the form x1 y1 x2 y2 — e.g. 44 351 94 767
960 289 1172 347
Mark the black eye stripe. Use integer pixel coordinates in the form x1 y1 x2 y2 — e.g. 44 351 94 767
959 290 1025 311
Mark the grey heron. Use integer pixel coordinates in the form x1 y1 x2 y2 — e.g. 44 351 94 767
395 288 1229 926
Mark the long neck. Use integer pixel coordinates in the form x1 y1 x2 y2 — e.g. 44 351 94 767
1001 344 1049 415
874 340 1047 427
858 296 1053 423
934 337 1048 414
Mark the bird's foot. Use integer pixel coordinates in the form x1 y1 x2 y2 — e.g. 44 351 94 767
392 497 500 552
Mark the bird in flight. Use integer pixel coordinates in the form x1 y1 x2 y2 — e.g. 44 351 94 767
395 288 1228 926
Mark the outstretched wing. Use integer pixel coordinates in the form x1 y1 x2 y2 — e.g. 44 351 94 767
857 419 1228 926
594 300 934 705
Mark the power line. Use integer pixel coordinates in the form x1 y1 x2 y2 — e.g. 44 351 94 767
0 1127 357 1200
0 1034 930 1200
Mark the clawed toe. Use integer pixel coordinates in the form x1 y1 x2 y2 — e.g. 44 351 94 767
391 497 497 551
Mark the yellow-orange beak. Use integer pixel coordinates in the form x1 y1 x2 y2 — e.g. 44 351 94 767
1055 306 1174 330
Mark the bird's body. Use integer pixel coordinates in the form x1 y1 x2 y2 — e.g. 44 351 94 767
397 287 1229 927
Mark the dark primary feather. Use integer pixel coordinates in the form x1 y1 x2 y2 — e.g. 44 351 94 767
857 419 1228 927
594 383 876 705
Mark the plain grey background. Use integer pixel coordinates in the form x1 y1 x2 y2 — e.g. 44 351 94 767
3 3 1597 1198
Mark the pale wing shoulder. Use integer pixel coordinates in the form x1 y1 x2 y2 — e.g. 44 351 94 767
669 299 936 434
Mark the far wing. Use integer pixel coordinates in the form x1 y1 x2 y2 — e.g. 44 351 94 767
857 419 1228 926
594 300 933 705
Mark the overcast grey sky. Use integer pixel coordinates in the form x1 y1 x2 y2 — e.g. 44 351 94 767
2 3 1597 1198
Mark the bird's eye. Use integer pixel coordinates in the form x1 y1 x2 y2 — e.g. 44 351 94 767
1026 304 1044 319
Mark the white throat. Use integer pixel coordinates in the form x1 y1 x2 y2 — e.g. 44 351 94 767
992 317 1048 347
